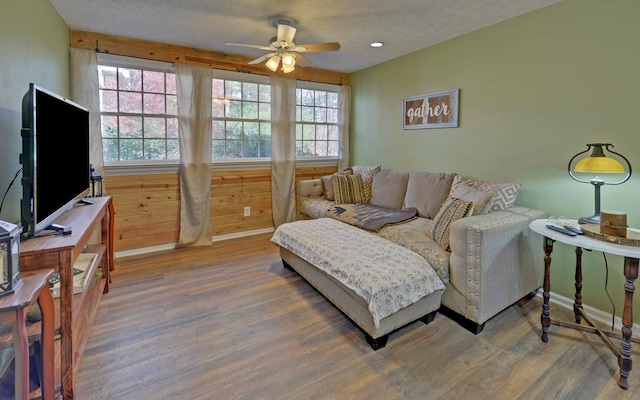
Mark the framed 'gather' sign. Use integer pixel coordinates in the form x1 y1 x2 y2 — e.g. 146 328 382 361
402 89 459 129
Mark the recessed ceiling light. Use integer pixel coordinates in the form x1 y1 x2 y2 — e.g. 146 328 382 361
370 42 384 48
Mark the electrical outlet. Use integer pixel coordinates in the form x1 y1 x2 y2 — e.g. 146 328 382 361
244 206 251 217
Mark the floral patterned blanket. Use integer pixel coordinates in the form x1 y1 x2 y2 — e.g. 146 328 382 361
271 218 445 328
324 204 418 232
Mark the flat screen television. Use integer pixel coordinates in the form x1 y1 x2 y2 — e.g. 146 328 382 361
20 83 91 237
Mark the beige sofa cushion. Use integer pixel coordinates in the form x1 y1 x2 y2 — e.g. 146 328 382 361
370 170 409 209
403 172 456 218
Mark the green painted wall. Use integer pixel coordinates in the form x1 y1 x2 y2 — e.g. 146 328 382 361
0 0 70 223
351 0 640 322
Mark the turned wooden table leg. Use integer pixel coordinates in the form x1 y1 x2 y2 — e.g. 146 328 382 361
574 247 584 324
618 257 638 390
541 237 554 343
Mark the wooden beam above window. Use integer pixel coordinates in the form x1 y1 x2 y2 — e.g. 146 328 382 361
69 30 350 86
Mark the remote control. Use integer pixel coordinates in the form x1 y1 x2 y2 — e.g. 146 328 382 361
563 225 584 235
545 224 577 236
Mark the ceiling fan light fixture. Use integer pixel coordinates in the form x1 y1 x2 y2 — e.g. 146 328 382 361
265 55 281 72
281 53 296 73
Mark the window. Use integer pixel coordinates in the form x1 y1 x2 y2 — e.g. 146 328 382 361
296 87 340 157
98 64 178 161
211 78 272 158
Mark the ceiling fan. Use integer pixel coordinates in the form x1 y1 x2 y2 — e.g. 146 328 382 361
225 16 340 73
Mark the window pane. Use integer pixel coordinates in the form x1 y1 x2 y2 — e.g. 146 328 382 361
259 102 271 120
328 125 339 141
101 116 118 138
315 140 328 156
259 85 270 102
328 141 339 156
212 99 225 118
212 79 224 99
316 125 327 140
166 73 176 95
212 121 225 139
226 121 242 139
327 92 338 108
143 93 165 114
327 108 338 124
302 124 315 140
244 122 259 140
244 140 259 157
143 71 165 93
166 95 177 115
144 117 165 138
102 139 119 161
167 118 178 138
300 89 314 106
259 140 271 157
301 106 314 122
226 81 242 100
119 92 142 113
315 91 327 107
212 140 225 158
226 100 242 118
243 101 258 119
243 83 258 101
118 68 142 91
100 89 118 112
119 116 142 138
144 139 166 160
225 140 242 158
315 107 327 123
120 139 143 160
259 123 271 140
167 139 179 159
98 66 117 90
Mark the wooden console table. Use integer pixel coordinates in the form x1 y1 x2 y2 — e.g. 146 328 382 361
529 218 639 390
17 196 114 399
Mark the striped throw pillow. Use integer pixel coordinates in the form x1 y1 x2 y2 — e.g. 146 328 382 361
431 196 474 251
332 174 366 204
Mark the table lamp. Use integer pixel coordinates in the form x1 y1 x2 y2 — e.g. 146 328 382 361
568 143 632 225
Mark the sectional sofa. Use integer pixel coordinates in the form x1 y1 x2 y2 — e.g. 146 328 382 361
271 167 546 348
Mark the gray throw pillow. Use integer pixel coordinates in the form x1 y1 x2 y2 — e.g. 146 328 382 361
370 170 409 209
402 172 456 219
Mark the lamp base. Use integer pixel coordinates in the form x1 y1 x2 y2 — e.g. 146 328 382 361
578 214 600 225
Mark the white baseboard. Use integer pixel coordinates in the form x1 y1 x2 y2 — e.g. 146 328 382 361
536 289 640 332
114 227 275 259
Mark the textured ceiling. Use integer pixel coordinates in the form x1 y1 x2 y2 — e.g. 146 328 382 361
49 0 563 73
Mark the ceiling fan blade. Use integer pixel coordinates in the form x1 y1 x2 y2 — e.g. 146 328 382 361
225 42 274 51
248 53 277 65
293 42 341 52
293 53 312 67
277 24 297 45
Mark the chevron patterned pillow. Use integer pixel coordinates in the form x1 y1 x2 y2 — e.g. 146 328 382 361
449 175 521 212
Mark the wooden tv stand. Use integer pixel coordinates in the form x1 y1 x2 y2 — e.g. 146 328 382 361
17 196 114 399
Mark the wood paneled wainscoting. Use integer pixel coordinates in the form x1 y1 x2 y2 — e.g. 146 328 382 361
107 165 337 252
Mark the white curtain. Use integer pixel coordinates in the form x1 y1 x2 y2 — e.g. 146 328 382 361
176 64 213 247
69 48 104 189
338 85 351 171
270 77 297 227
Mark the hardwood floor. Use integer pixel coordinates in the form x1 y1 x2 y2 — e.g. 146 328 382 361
76 234 640 399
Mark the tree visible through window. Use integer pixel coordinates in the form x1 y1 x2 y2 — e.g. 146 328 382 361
98 66 178 161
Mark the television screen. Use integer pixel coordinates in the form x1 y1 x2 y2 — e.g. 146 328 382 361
21 83 91 237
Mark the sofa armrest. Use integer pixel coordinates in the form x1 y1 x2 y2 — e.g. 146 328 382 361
296 179 325 220
444 207 547 325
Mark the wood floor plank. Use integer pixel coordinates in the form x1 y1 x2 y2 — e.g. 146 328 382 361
75 234 640 399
